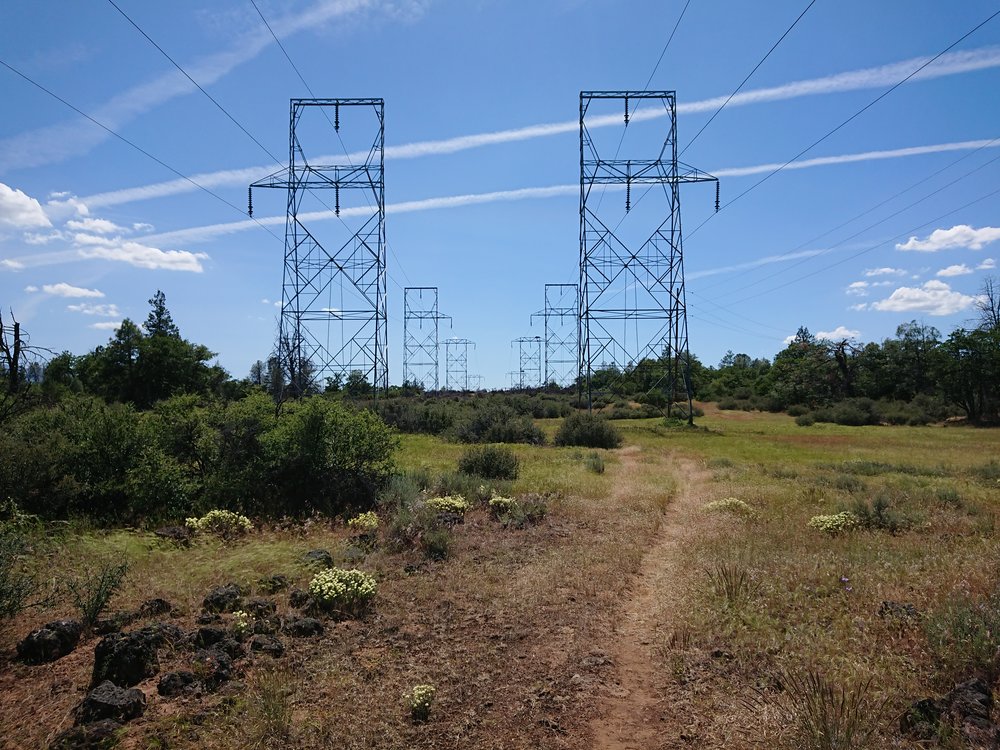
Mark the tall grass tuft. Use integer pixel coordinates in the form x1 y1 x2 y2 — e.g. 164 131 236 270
707 562 760 606
65 558 129 627
244 669 294 747
771 669 885 750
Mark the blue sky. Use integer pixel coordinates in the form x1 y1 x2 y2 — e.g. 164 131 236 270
1 0 999 388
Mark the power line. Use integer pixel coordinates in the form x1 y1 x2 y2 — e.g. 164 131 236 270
0 57 283 244
685 7 1000 241
106 0 285 168
678 0 817 158
642 0 693 90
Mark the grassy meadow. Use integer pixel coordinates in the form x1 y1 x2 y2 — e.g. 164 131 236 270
2 405 999 748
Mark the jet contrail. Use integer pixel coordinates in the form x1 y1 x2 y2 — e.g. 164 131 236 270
81 45 1000 209
136 137 1000 246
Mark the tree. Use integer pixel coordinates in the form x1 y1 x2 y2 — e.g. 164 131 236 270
143 290 180 338
933 327 1000 423
975 275 1000 332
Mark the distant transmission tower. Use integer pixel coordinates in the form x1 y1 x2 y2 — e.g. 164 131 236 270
579 91 718 421
250 98 387 396
443 338 475 391
512 336 543 389
403 287 450 390
531 283 578 387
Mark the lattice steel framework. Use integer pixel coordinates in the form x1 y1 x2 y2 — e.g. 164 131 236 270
403 287 450 390
531 283 579 387
579 91 718 420
444 338 475 391
512 336 543 389
250 98 387 396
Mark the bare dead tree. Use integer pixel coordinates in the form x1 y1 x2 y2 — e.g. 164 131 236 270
0 310 48 425
976 275 1000 332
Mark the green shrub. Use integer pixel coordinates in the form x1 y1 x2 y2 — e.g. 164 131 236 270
849 495 909 533
717 397 739 410
424 495 469 515
786 404 809 417
583 451 605 474
420 527 453 560
926 593 1000 680
452 404 544 445
407 684 436 723
703 497 756 518
554 413 622 449
66 558 129 627
0 529 35 622
488 493 547 529
457 445 520 480
808 511 859 534
186 509 253 539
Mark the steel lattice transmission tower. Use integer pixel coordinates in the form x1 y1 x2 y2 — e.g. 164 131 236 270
443 338 475 391
578 91 718 420
531 283 579 387
403 287 451 390
250 98 387 396
512 336 543 389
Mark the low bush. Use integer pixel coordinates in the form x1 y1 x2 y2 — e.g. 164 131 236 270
425 495 470 515
583 451 605 474
786 404 810 417
308 567 377 618
186 509 253 539
925 593 1000 680
554 413 622 449
407 684 436 723
66 558 129 627
0 529 35 622
488 494 547 529
849 495 910 534
457 445 520 480
703 497 756 518
807 511 859 534
452 404 544 445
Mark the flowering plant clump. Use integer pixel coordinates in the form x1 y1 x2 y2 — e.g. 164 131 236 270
808 511 860 534
425 496 469 515
231 610 251 637
185 509 253 538
703 497 757 517
488 495 518 517
308 567 377 618
407 683 436 723
347 511 379 534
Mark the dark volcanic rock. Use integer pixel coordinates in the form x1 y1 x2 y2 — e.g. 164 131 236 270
303 549 333 569
92 612 135 636
153 526 191 545
134 622 184 648
157 670 197 697
196 612 222 625
203 583 244 614
252 615 282 635
75 681 146 725
244 597 277 618
288 589 310 609
48 719 122 749
17 619 82 665
91 632 158 688
248 634 284 657
282 616 324 637
192 648 233 687
137 598 173 618
194 626 227 648
257 574 290 594
214 638 245 659
901 677 999 746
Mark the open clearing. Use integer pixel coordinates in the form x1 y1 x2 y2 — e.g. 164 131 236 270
3 406 1000 748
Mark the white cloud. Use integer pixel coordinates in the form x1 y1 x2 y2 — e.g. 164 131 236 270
24 230 65 245
24 285 39 292
66 217 125 234
41 282 104 298
1 259 25 270
936 264 973 277
132 222 154 232
846 281 869 297
90 321 124 331
897 225 1000 252
865 267 906 277
870 280 893 287
871 280 978 316
816 326 860 341
74 234 209 272
81 43 1000 208
978 258 996 270
0 182 51 229
0 0 374 172
849 303 869 311
67 302 120 317
43 195 89 223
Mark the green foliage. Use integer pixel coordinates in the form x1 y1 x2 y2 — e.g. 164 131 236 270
0 528 35 622
703 497 756 518
771 669 885 750
307 567 377 618
66 558 129 627
583 451 605 474
457 444 520 480
707 562 760 605
808 512 860 534
925 593 1000 680
185 509 253 539
452 403 545 445
407 684 436 723
424 495 470 515
848 495 909 533
554 412 622 449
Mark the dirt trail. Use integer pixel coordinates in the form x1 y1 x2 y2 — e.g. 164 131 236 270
589 450 711 750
